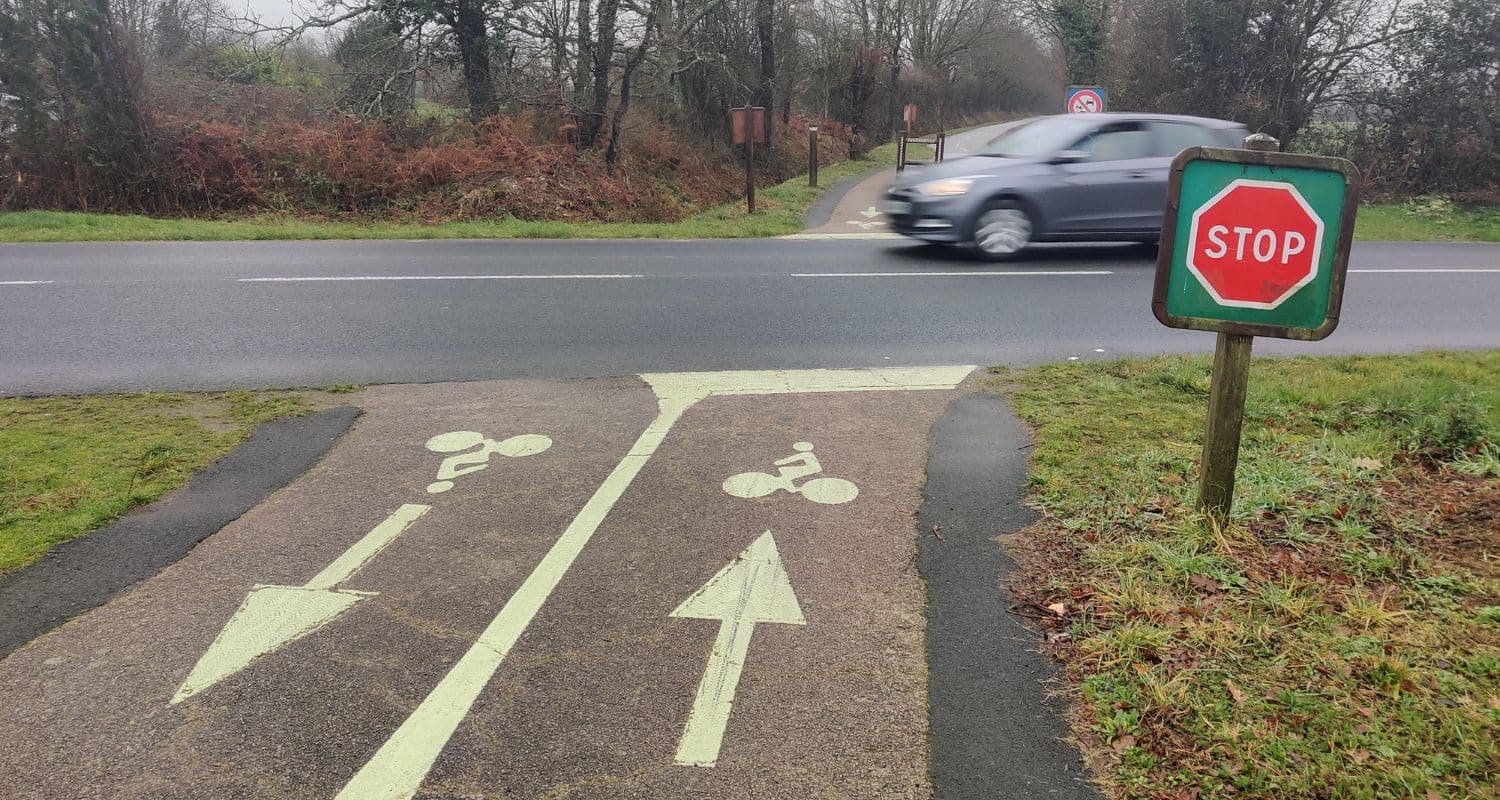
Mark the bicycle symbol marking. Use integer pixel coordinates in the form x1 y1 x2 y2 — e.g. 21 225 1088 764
424 430 553 493
722 442 859 505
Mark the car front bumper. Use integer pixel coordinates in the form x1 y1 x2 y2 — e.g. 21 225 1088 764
882 190 970 243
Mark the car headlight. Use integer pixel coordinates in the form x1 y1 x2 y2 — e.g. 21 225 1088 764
914 177 974 197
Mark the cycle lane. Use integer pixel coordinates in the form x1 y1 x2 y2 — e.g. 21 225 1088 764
0 367 976 799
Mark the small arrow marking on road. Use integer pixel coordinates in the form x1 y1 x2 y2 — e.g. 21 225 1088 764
171 503 431 704
671 531 805 767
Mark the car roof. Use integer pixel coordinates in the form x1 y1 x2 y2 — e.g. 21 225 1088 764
1042 112 1245 128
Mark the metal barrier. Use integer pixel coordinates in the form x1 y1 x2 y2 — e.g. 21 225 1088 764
896 130 946 172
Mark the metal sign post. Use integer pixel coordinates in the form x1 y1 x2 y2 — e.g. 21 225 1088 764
1152 133 1360 516
732 106 768 214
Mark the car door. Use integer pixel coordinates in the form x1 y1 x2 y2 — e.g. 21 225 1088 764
1135 121 1234 230
1042 121 1158 233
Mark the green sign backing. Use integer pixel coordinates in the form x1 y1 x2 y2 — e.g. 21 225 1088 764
1152 146 1360 341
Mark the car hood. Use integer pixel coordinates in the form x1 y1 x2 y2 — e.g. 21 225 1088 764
888 154 1049 191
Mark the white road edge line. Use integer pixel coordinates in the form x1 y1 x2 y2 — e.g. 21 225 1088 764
0 280 54 285
237 274 642 282
792 270 1114 277
1349 268 1500 273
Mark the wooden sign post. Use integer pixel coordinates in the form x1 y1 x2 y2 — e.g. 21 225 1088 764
1153 133 1359 517
731 106 768 213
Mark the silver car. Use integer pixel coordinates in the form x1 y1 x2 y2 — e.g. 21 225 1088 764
884 113 1249 260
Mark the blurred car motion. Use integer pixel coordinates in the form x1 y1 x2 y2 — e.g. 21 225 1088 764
884 113 1249 260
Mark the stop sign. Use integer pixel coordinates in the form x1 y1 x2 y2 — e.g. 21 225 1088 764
1186 179 1324 310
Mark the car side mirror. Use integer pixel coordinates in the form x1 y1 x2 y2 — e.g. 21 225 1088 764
1050 149 1088 165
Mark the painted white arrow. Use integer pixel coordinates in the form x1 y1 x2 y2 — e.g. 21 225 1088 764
171 503 431 704
671 531 805 767
858 206 883 219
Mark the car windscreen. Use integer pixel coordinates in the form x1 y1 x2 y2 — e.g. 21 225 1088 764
978 117 1098 157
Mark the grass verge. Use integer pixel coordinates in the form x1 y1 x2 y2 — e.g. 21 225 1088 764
999 351 1499 799
1354 200 1500 243
0 390 334 574
0 140 904 243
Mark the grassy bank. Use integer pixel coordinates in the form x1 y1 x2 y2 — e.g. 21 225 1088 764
0 390 333 573
1354 200 1500 243
1001 351 1498 799
0 139 905 243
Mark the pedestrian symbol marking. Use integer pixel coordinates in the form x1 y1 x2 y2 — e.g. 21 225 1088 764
723 442 859 505
672 531 805 768
425 431 553 493
171 503 431 704
335 366 973 800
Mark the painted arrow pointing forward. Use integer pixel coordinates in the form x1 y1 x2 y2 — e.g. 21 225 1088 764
171 503 431 704
671 531 805 767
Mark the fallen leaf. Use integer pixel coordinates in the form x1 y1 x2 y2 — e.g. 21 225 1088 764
1352 457 1384 470
1046 631 1071 644
1132 662 1150 676
1046 602 1069 616
1190 574 1221 592
931 523 944 541
1489 696 1500 711
1356 706 1375 718
1426 789 1441 800
1224 680 1245 704
1112 734 1136 753
1350 749 1370 765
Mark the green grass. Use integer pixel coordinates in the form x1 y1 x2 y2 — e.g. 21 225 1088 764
0 391 327 573
1000 351 1499 799
1355 199 1500 242
0 140 904 243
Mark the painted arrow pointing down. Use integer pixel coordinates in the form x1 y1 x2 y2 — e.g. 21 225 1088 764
671 531 805 767
171 503 431 704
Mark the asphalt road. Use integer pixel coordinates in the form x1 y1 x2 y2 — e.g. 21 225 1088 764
1 238 1497 394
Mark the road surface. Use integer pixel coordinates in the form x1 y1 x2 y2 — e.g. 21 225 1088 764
1 239 1497 394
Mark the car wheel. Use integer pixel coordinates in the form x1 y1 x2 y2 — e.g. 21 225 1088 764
970 201 1033 261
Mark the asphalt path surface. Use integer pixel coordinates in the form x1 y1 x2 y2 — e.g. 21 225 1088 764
2 238 1498 394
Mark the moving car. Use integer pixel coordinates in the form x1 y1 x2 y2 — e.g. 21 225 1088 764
884 113 1249 260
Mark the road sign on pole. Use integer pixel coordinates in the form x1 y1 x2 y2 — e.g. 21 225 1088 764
1152 133 1360 516
1064 85 1106 113
732 106 768 214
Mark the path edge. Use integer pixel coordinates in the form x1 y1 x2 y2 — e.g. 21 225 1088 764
0 406 361 657
917 391 1098 800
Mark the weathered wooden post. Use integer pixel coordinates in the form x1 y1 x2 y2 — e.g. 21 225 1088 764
809 126 819 188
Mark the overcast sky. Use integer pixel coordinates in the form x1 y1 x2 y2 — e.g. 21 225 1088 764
236 0 302 28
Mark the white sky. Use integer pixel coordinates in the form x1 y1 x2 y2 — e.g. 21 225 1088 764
236 0 302 28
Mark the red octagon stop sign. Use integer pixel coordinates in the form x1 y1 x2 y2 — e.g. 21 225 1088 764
1186 179 1324 310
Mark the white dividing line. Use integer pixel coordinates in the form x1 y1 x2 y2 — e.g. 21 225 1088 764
1350 268 1500 273
0 280 54 285
792 270 1113 277
237 274 641 282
